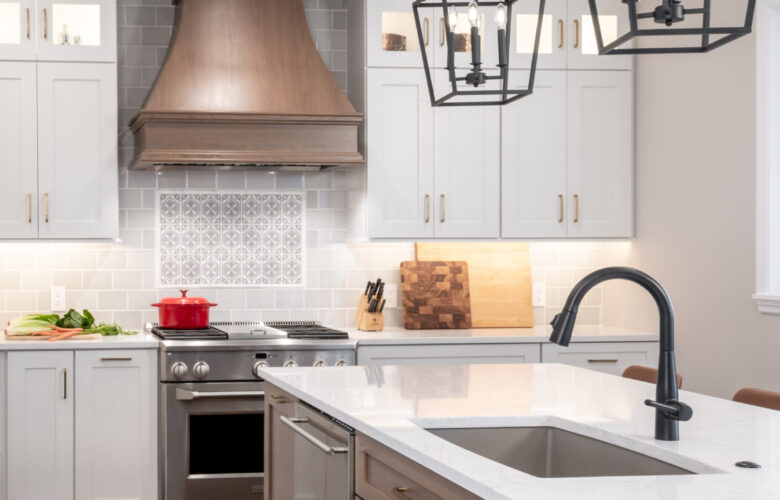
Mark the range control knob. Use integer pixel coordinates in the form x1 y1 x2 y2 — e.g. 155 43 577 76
335 360 347 367
171 362 188 379
313 360 327 367
192 361 210 379
283 360 298 368
253 361 269 378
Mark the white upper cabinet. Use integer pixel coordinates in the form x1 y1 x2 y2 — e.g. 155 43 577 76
510 0 567 70
0 62 38 238
566 70 633 238
434 77 500 238
75 350 157 500
7 351 75 500
0 0 36 59
566 0 631 70
367 68 434 239
502 70 567 238
366 0 434 68
37 62 118 239
36 0 116 62
432 6 496 70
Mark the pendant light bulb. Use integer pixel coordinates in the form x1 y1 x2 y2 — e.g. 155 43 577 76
448 7 459 31
495 2 507 30
468 1 480 28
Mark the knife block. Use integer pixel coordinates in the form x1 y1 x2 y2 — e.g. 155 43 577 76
355 293 384 332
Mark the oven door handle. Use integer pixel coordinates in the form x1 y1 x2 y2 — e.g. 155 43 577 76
175 388 266 401
280 416 348 455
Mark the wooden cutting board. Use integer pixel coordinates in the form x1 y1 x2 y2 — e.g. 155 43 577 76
4 334 103 341
415 242 533 328
400 261 472 330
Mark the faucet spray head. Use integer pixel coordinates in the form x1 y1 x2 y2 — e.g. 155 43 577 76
549 310 577 347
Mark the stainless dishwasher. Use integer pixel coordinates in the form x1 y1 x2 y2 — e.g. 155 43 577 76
279 402 355 499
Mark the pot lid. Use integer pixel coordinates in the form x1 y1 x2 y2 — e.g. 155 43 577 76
157 290 213 306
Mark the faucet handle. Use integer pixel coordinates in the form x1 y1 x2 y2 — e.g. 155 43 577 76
645 399 693 421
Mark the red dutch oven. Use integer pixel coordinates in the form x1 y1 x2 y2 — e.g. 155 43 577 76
152 290 218 329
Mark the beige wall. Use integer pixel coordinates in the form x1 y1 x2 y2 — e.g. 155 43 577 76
603 7 780 398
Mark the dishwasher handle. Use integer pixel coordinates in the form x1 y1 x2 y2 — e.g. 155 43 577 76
280 416 349 455
176 388 265 401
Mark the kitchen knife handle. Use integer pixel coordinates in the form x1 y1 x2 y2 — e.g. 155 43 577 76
573 19 579 49
440 194 446 223
573 194 579 223
43 8 47 39
558 194 564 223
424 195 431 223
558 19 564 49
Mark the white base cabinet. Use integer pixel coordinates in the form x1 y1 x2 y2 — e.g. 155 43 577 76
357 344 541 366
541 342 660 376
4 349 157 500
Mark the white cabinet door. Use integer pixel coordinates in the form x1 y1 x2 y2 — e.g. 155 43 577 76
502 70 567 238
75 350 157 500
367 68 434 239
541 342 660 376
36 0 116 62
357 344 541 366
510 0 567 70
566 0 632 70
566 70 633 238
7 351 74 500
0 61 38 238
0 0 36 60
433 77 500 238
366 0 433 68
37 62 118 239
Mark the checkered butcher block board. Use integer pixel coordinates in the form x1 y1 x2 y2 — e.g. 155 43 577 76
400 261 472 330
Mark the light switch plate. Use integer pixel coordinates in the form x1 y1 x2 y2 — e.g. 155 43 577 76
383 284 399 308
51 286 67 312
532 282 546 307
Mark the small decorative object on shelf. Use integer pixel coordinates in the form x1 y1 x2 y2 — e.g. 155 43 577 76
412 0 546 106
589 0 756 55
356 279 386 332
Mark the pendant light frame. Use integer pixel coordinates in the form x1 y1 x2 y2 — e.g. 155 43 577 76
412 0 546 107
589 0 756 55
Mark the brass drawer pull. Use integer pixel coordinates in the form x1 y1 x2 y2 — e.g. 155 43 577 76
424 194 431 223
26 8 30 39
45 193 49 223
440 18 445 46
43 8 47 39
573 194 579 223
270 394 288 403
100 357 133 362
558 194 564 223
27 193 32 223
424 17 430 46
573 19 579 49
558 19 564 48
63 368 67 399
588 359 619 364
392 486 413 499
440 194 446 223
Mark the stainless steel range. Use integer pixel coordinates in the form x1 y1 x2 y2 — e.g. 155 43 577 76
152 321 356 500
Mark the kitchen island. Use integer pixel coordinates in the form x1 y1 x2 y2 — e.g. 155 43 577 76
259 363 779 499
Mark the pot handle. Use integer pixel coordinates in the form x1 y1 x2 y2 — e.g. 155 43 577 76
151 303 163 307
209 303 218 307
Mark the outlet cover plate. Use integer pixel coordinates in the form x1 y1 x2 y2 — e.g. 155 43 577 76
383 284 398 308
532 282 546 307
51 286 67 312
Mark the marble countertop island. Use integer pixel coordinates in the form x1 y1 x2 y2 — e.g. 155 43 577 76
259 363 779 499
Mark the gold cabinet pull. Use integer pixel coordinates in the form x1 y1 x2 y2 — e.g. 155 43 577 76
45 193 49 223
424 194 431 223
26 8 30 39
424 17 430 46
27 193 32 223
573 194 580 223
573 19 579 49
392 487 412 499
440 18 445 46
100 357 133 362
558 19 564 48
43 8 47 39
440 194 446 223
558 194 564 223
588 359 618 364
63 368 67 400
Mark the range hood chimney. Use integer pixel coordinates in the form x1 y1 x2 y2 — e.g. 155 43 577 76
129 0 363 170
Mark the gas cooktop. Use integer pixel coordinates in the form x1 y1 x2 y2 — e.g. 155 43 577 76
150 321 349 341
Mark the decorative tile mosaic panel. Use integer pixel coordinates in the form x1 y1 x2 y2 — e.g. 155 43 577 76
158 192 305 287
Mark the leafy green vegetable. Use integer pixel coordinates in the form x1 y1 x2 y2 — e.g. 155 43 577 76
85 323 138 336
5 315 57 336
56 309 95 329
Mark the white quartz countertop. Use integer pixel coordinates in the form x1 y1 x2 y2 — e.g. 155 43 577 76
259 363 779 499
351 325 658 344
0 333 160 350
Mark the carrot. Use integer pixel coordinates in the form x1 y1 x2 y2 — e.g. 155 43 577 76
48 325 83 333
49 331 80 342
30 330 57 336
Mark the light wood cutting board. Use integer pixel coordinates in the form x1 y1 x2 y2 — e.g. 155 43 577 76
415 242 533 328
4 334 103 341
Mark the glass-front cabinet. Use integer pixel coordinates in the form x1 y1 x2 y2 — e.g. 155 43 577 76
367 0 434 67
0 0 35 60
37 0 116 62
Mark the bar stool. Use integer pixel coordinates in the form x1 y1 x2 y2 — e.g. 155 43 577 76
733 388 780 411
622 365 683 389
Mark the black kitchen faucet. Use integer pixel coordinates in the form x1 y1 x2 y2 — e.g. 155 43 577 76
549 267 693 441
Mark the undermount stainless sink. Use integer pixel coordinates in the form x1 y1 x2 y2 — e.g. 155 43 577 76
426 426 696 478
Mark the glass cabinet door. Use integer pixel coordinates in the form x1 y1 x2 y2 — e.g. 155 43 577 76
367 0 434 68
36 0 116 62
567 0 632 70
432 8 494 70
0 1 35 60
509 0 567 70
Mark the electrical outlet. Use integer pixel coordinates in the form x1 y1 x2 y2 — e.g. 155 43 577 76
51 286 67 312
532 282 546 307
383 284 399 308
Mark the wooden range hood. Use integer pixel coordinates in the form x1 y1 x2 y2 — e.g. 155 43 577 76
129 0 363 170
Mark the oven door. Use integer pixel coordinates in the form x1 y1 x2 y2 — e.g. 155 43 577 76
163 381 266 500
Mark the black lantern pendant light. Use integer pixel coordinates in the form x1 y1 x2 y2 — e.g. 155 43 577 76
412 0 546 107
589 0 756 55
